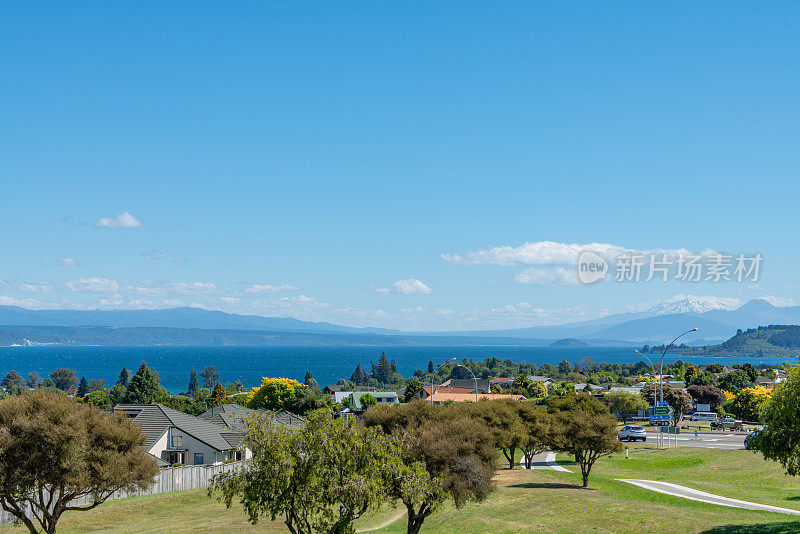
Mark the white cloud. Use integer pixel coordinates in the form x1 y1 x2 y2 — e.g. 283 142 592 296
58 257 78 267
142 249 168 260
66 277 120 293
96 211 143 229
392 279 432 295
245 284 300 294
514 266 578 286
17 282 55 294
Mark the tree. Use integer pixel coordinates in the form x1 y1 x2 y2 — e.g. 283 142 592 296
89 379 106 392
303 370 319 391
26 371 42 389
518 403 550 469
211 382 228 405
0 391 158 534
427 360 434 373
754 366 800 474
717 369 753 394
246 377 301 411
468 399 526 469
188 368 199 397
640 383 692 424
359 393 377 410
49 368 77 391
604 390 648 423
124 362 168 404
546 395 622 487
351 364 369 386
83 390 112 409
527 381 549 401
1 371 26 394
550 381 575 397
212 410 397 534
558 360 572 376
77 376 90 397
730 386 772 422
363 401 496 534
116 368 132 387
686 385 726 411
684 365 698 383
200 366 220 390
687 371 717 387
403 378 424 403
706 363 724 374
284 386 330 416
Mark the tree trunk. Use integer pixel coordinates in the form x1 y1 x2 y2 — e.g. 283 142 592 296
503 448 516 469
406 504 427 534
581 462 591 488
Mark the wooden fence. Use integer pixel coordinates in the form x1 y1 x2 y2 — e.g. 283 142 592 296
0 461 245 526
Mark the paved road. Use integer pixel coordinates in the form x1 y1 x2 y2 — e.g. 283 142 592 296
672 431 746 449
618 479 800 515
520 451 572 472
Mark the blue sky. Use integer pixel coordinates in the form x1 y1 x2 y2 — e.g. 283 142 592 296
1 2 799 330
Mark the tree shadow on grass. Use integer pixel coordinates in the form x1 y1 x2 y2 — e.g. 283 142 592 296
509 482 588 490
699 522 800 534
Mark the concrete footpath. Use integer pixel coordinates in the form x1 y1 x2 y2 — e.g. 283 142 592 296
617 479 800 516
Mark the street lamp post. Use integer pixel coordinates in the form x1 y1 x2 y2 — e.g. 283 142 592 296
455 364 479 402
635 327 698 449
430 358 457 406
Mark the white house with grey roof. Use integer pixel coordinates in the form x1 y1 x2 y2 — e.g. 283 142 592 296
115 404 251 466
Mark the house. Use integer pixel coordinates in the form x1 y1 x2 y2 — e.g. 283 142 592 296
348 391 399 407
440 378 490 391
115 404 251 466
198 403 305 431
65 386 78 397
527 375 554 384
423 391 526 404
323 384 376 396
417 386 476 400
755 376 776 388
574 383 604 392
490 377 515 389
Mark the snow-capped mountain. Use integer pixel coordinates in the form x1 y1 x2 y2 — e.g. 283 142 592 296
645 296 740 316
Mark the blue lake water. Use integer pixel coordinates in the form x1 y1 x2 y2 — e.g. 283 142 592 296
0 345 793 393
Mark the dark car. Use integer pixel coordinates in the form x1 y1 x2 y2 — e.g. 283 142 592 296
745 431 761 450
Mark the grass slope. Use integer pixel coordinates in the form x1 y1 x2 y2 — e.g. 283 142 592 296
3 446 799 533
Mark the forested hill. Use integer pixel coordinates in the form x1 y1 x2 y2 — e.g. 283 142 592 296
642 325 800 357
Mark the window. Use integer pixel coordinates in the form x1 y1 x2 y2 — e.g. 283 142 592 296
171 435 182 448
194 453 204 465
235 451 243 461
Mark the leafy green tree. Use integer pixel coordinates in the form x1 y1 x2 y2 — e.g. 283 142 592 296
706 363 724 374
350 364 369 386
403 378 424 402
284 385 330 416
363 401 496 534
246 377 301 411
161 395 207 416
84 390 112 409
212 410 397 534
211 382 228 405
26 371 42 389
0 391 158 534
359 393 377 410
526 381 549 401
717 369 753 394
124 362 168 404
427 360 434 373
188 368 199 396
550 381 575 397
640 383 692 424
303 370 320 391
468 399 526 469
49 368 77 391
109 383 127 405
686 385 726 410
200 366 220 390
604 390 648 423
116 368 132 387
730 386 772 422
754 366 800 474
684 365 698 383
1 371 26 394
89 379 106 392
77 376 90 397
519 403 550 468
558 360 572 376
687 371 717 387
546 395 622 487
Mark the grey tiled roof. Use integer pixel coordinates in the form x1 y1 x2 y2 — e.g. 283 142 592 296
198 404 260 430
116 404 241 453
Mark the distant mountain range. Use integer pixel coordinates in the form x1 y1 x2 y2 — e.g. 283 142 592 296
0 298 798 347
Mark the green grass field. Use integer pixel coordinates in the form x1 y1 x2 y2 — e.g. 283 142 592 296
3 445 800 533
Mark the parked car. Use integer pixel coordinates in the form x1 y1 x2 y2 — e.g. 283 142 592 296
618 425 647 442
744 430 760 450
710 417 743 431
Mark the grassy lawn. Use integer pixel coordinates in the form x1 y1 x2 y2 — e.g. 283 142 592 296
3 446 800 533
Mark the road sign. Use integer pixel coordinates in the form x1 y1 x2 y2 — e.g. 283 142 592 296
653 405 674 416
657 401 669 407
650 421 670 426
649 414 671 422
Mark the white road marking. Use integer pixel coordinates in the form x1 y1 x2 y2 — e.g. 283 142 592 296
617 479 800 516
